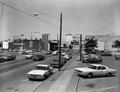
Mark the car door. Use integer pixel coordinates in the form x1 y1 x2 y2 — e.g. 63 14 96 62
101 66 108 76
95 66 102 76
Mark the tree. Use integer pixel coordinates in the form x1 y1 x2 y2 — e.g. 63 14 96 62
84 37 98 54
112 40 120 52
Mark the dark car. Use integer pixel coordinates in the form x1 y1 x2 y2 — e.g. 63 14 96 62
0 57 5 63
114 55 120 60
83 54 103 63
50 57 67 68
100 51 112 56
1 54 16 61
33 55 45 61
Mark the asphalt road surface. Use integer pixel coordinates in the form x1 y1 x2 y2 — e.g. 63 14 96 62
66 56 119 92
0 54 55 92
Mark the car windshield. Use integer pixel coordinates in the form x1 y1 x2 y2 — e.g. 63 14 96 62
35 66 48 70
88 65 97 69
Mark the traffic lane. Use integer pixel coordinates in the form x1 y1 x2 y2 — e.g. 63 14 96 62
0 54 53 74
0 56 56 92
0 61 40 92
66 56 119 92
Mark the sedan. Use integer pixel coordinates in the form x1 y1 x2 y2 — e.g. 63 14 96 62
27 64 53 80
33 55 45 61
82 54 103 63
75 64 116 78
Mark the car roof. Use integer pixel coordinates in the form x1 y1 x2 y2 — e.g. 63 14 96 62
36 64 49 67
90 64 106 67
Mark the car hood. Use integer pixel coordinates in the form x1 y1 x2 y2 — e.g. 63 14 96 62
75 67 95 72
27 70 48 75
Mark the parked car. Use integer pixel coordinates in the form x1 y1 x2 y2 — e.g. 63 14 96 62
1 54 16 61
46 51 52 55
114 54 120 60
100 51 112 56
33 55 45 61
50 57 67 68
52 50 58 55
61 53 72 60
24 53 33 59
75 64 116 78
82 54 103 63
0 57 5 63
27 64 53 80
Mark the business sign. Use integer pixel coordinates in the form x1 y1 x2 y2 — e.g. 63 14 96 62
3 41 9 49
65 34 73 42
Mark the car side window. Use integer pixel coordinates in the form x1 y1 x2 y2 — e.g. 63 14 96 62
101 66 106 70
97 66 101 70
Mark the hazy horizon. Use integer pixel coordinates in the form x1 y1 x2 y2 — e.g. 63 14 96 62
0 0 120 41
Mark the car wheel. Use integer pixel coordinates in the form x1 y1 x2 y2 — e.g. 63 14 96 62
87 73 93 78
106 73 111 77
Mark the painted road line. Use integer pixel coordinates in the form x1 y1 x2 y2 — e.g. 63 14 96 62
81 85 118 92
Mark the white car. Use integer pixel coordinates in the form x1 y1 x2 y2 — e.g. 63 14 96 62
24 54 33 59
52 50 58 55
75 64 116 78
27 64 53 80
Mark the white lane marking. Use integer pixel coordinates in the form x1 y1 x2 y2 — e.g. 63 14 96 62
82 85 118 92
0 69 15 77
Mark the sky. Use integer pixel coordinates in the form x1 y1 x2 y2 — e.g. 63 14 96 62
0 0 120 41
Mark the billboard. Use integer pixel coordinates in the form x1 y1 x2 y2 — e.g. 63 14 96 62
3 41 9 49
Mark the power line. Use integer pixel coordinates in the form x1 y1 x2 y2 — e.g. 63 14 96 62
0 1 58 27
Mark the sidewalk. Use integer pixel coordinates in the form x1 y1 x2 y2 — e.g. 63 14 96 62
46 55 82 92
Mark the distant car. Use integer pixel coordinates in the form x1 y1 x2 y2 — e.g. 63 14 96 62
50 57 67 68
33 55 45 61
1 54 16 61
27 64 53 80
0 57 5 63
0 50 2 53
24 53 33 59
52 50 58 55
62 53 72 60
75 64 116 78
82 54 102 63
114 54 120 60
100 51 112 56
46 51 52 55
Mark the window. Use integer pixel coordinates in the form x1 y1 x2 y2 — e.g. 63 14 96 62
101 66 106 70
97 66 101 70
35 66 48 70
88 65 97 69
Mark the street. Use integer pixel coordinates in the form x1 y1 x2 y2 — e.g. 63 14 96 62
0 53 56 92
0 54 119 92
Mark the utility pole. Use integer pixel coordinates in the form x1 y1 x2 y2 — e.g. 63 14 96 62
59 13 62 71
30 32 33 51
79 34 82 61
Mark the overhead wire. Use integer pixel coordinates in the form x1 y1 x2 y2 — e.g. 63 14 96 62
0 1 59 28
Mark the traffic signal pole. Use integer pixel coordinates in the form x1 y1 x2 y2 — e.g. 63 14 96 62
59 13 62 71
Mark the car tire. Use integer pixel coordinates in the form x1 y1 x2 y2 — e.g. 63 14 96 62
106 73 111 77
87 73 93 78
